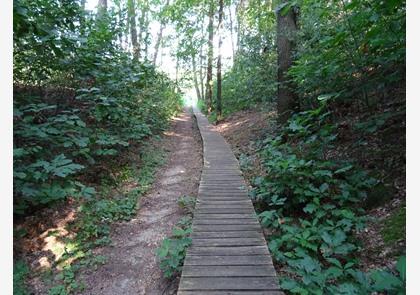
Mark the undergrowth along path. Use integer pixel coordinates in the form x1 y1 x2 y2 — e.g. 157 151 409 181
80 109 202 295
177 108 281 294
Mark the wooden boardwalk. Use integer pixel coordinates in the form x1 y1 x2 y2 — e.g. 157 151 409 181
177 108 282 294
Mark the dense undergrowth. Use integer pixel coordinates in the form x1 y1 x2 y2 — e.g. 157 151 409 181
203 0 406 294
14 0 182 214
13 1 182 294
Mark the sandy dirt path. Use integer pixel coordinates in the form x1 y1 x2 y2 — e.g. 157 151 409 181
81 109 202 295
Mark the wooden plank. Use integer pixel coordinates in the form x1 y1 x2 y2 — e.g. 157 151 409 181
191 231 263 239
184 254 274 266
193 224 262 232
178 277 280 291
192 237 266 247
182 265 277 277
196 204 254 209
194 213 256 219
196 209 255 214
188 246 269 256
178 291 283 295
193 219 259 225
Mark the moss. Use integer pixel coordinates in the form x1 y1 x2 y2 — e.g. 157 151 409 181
381 206 406 245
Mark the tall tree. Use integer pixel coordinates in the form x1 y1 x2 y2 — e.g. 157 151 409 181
153 0 170 66
205 0 215 113
153 24 164 65
216 0 224 120
236 0 245 53
199 21 206 103
97 0 107 18
128 0 140 59
228 4 235 58
192 54 202 101
275 4 297 120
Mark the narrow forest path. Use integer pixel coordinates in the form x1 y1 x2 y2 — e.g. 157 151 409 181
81 109 202 295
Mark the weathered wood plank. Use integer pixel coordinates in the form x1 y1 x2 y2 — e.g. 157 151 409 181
178 291 283 295
188 245 269 256
191 231 263 239
182 265 277 277
184 254 274 266
178 277 280 291
192 237 266 247
193 224 262 232
193 219 259 225
194 213 256 219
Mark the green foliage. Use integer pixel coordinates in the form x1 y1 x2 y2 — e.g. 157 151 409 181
289 0 405 107
14 260 29 295
177 195 196 214
370 256 406 294
218 51 277 115
252 105 404 294
156 215 193 278
13 0 182 213
381 206 406 245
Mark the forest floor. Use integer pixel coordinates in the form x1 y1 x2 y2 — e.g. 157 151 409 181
14 109 203 295
80 109 202 295
215 107 405 273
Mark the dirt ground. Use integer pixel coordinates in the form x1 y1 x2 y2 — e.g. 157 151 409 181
80 109 202 295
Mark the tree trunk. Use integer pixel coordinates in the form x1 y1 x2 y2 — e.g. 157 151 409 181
192 55 202 102
216 0 224 121
199 20 205 102
228 4 235 58
128 0 140 59
137 3 146 58
152 0 170 66
97 0 107 18
153 23 164 66
275 5 297 121
205 0 215 113
236 0 244 53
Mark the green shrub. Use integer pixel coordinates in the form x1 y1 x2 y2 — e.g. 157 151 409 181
156 217 192 278
14 260 29 295
382 206 406 245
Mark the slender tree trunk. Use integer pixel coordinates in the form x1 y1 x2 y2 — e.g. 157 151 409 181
199 20 205 102
152 0 170 66
205 0 215 113
118 1 123 47
138 1 147 58
236 0 244 53
275 5 297 121
216 0 224 121
144 14 150 59
97 0 107 17
228 4 235 58
175 55 179 93
128 0 140 59
153 24 164 66
192 55 202 101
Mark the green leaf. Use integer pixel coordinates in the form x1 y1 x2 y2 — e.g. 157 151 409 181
396 255 406 281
